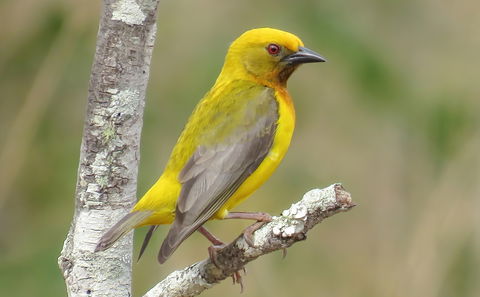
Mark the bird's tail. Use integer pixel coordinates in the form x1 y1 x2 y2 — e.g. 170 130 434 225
158 220 203 264
95 210 152 252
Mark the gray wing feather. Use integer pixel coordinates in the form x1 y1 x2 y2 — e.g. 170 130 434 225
158 88 279 263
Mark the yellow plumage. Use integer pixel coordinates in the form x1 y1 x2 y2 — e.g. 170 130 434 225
96 27 325 264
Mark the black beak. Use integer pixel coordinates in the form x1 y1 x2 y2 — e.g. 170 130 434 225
281 46 326 65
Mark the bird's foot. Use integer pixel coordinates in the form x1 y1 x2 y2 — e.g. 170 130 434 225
231 267 247 293
242 221 266 246
198 226 246 290
224 212 272 247
207 244 226 268
207 244 246 292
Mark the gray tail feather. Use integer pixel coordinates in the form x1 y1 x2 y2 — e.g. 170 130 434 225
158 221 203 264
95 210 152 252
138 225 158 261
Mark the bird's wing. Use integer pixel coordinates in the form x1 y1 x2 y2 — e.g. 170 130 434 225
158 86 279 263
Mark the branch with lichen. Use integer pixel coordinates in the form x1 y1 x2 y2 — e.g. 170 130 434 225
142 183 355 297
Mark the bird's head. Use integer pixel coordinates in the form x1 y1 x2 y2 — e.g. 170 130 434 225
219 28 325 87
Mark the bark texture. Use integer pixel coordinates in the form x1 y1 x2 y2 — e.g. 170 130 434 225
143 184 355 297
58 1 159 296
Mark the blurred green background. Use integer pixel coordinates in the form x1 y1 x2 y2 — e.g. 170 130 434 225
1 0 479 296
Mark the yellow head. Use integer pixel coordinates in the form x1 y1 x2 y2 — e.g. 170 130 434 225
219 28 325 87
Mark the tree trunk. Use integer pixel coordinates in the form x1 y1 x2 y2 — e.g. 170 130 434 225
58 0 160 296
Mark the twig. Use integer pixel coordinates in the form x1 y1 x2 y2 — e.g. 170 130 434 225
143 183 355 297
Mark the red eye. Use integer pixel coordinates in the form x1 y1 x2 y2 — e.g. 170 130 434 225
266 43 281 56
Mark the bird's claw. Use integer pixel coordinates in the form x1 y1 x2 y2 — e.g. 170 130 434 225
208 244 246 292
231 267 246 293
242 222 265 246
208 244 226 268
242 213 272 247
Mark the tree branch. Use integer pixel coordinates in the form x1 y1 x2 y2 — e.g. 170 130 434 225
143 183 355 297
58 1 160 296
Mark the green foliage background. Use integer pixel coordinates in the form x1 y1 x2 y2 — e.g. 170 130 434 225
0 0 479 296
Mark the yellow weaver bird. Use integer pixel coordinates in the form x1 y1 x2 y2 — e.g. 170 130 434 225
96 28 325 264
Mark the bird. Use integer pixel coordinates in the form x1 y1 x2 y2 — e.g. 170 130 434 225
95 27 325 265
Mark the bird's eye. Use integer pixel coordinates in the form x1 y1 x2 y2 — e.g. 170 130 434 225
266 43 281 56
